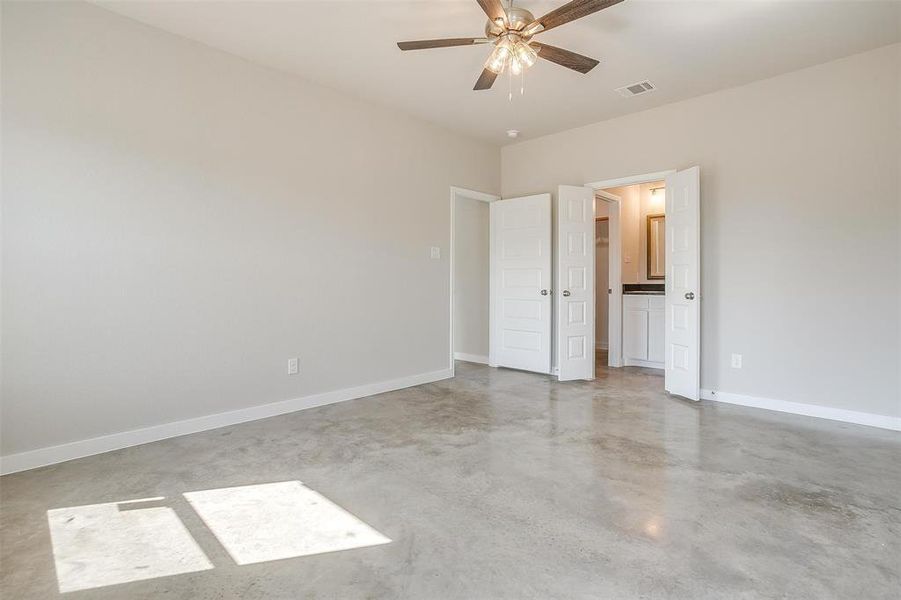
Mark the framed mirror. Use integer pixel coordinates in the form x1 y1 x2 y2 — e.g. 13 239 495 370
646 214 665 280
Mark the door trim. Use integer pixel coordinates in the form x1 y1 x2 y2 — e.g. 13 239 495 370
595 190 622 368
585 170 677 190
449 186 500 374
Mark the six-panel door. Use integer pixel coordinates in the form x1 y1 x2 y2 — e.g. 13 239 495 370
489 194 552 374
556 185 596 381
664 167 701 400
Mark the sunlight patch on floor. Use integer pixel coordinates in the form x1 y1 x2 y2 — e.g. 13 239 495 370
46 497 213 593
183 481 391 565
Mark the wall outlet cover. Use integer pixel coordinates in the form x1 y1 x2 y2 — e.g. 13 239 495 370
731 354 742 369
287 358 299 375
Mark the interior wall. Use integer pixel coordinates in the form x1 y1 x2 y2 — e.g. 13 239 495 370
502 43 901 418
605 182 666 285
453 196 490 359
637 182 666 283
605 185 641 284
0 1 500 457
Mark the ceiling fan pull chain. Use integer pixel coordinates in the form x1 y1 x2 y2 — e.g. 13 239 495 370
521 68 525 96
508 65 513 101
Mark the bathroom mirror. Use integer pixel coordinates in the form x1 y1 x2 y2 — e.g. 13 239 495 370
647 214 665 280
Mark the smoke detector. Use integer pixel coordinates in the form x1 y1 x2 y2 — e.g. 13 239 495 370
506 129 520 139
615 80 656 97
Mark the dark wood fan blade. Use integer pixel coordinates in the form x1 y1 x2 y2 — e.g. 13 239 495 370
397 38 486 51
476 0 507 24
533 43 599 74
527 0 625 35
474 68 499 90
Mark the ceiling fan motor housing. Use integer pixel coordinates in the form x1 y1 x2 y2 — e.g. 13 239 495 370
485 7 536 38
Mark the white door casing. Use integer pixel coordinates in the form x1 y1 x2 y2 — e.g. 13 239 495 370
556 185 595 381
489 194 552 374
596 191 623 368
664 166 701 400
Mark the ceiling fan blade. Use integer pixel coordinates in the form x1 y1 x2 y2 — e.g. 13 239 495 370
533 43 599 74
473 68 499 90
397 38 489 51
526 0 625 35
476 0 507 24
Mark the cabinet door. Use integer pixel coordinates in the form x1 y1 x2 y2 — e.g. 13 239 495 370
648 309 665 363
623 309 649 360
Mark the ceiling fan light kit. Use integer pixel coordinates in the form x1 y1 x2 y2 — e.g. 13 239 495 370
483 6 539 77
397 0 622 92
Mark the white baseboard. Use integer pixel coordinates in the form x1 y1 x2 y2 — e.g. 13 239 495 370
700 389 901 432
453 352 489 365
623 358 664 370
0 368 454 475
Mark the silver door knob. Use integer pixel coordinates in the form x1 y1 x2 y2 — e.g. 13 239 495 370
540 289 549 296
562 290 571 297
685 292 695 300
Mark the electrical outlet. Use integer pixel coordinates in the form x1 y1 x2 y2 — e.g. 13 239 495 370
430 246 441 259
287 358 299 375
731 354 742 369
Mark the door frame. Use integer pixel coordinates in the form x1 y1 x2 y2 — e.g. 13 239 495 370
449 186 500 374
585 170 677 371
595 190 623 368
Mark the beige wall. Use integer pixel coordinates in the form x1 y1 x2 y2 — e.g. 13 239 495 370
606 182 665 284
503 44 901 418
0 1 499 457
637 182 666 283
605 185 641 284
453 196 490 358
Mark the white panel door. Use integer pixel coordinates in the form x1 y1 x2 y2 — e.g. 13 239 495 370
556 185 595 381
664 166 701 400
489 194 552 374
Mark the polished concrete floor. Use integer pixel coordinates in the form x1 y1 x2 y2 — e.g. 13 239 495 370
2 361 900 599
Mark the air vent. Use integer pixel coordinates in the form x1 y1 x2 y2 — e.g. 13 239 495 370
615 80 656 97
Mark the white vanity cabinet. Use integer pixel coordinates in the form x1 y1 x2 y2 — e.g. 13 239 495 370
623 294 665 369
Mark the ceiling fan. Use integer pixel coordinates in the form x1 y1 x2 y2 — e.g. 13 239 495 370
397 0 624 91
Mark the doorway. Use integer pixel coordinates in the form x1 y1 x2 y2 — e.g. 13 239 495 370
449 187 499 372
594 190 622 372
588 168 701 400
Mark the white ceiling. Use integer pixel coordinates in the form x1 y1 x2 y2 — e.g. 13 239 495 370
94 1 901 145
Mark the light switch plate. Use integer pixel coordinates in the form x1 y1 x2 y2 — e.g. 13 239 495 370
430 246 441 259
731 354 742 369
287 358 299 375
